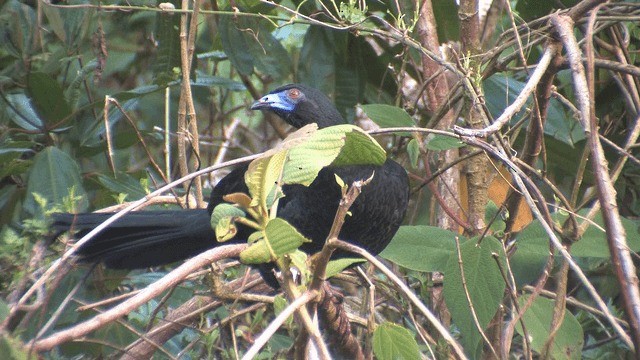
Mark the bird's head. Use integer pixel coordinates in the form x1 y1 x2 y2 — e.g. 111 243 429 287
251 84 346 129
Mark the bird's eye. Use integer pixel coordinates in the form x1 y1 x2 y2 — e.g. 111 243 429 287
287 88 301 99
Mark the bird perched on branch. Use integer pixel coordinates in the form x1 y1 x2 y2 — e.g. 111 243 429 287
52 84 409 274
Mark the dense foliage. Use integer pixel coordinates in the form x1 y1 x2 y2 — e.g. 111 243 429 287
1 0 640 358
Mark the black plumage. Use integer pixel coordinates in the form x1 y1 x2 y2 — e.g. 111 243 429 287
52 84 409 270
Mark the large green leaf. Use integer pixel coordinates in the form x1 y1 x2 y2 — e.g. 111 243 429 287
443 236 507 357
245 124 386 210
516 295 584 359
240 218 311 264
27 72 72 128
372 322 421 360
24 147 87 216
360 104 415 128
381 225 458 272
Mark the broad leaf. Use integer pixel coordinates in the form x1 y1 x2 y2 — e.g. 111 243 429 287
372 322 421 360
381 225 458 272
245 124 386 211
443 236 507 357
24 147 87 216
361 104 415 128
516 295 584 359
240 218 311 264
3 93 44 131
510 210 640 285
27 72 72 128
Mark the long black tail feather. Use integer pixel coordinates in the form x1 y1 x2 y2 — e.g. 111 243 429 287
51 210 228 269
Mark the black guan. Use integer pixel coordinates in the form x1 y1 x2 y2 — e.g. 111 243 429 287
52 84 409 272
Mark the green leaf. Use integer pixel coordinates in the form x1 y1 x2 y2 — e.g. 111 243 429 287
425 134 465 151
24 147 87 217
272 295 293 327
0 334 29 360
192 73 246 91
483 74 583 146
407 138 420 169
510 210 640 285
211 203 247 229
245 150 288 211
219 15 291 80
328 125 387 167
443 236 507 357
240 218 311 264
245 124 386 212
0 0 37 58
211 203 247 242
361 104 415 128
3 93 44 131
372 322 421 360
381 225 459 272
325 257 365 279
41 0 93 49
298 27 336 96
485 200 506 234
516 295 584 359
94 172 147 200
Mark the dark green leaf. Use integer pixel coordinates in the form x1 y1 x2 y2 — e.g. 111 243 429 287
28 72 72 127
24 147 87 216
192 73 246 91
299 26 335 94
443 236 507 357
219 15 291 80
153 5 181 85
381 225 459 272
41 0 93 49
0 0 37 58
94 173 147 200
372 322 421 360
516 295 584 359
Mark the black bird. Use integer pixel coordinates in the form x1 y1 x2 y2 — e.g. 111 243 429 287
52 84 409 272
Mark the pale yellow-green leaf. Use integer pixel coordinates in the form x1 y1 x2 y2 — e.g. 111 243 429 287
215 217 237 242
240 218 311 264
246 150 287 209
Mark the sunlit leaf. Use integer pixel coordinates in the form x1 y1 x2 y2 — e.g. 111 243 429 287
372 322 420 360
240 218 311 264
